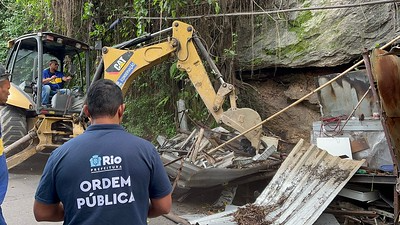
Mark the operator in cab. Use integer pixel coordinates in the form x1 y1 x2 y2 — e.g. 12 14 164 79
41 59 72 106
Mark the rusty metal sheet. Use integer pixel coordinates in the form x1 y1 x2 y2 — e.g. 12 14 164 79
384 117 400 164
371 49 400 117
191 139 364 225
317 70 375 118
370 48 400 165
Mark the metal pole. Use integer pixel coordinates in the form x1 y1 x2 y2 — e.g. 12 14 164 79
4 130 37 154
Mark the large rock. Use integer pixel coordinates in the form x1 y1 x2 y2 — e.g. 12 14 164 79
236 1 399 70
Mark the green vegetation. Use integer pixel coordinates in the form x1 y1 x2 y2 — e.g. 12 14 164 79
122 65 177 140
0 0 53 61
123 63 213 141
261 10 314 60
280 41 309 56
288 11 313 35
123 88 177 140
250 57 264 67
223 33 238 59
263 48 277 56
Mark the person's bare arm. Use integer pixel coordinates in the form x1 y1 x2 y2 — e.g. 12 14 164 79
33 200 64 222
148 193 172 218
43 75 57 84
62 76 72 82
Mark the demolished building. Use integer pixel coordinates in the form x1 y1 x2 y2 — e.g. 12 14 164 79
159 42 400 224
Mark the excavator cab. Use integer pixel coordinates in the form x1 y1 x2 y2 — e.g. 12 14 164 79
2 33 91 151
5 32 90 113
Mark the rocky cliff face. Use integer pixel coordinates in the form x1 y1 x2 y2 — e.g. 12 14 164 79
236 1 399 70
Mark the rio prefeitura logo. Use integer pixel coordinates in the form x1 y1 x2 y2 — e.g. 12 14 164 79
90 155 122 173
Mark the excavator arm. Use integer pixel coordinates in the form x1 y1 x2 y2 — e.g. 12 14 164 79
101 21 263 150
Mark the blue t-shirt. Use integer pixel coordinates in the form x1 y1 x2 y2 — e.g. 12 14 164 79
43 69 65 91
0 127 8 225
0 129 8 205
35 124 172 225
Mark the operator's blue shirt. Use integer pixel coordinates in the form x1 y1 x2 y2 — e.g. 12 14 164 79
35 124 172 225
43 69 65 91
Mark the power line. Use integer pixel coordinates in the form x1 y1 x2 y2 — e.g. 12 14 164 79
123 0 399 20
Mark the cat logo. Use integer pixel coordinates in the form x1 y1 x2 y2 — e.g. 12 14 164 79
106 51 134 75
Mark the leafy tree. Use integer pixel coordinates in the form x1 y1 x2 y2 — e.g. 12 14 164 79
0 0 53 62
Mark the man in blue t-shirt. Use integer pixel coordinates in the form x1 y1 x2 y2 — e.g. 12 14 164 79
41 59 72 105
34 79 172 225
0 66 10 225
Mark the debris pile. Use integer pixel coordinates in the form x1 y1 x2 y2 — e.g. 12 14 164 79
233 204 269 225
185 138 397 225
188 139 366 225
157 126 282 188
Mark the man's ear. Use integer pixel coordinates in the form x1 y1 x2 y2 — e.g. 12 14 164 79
117 104 125 118
83 105 91 118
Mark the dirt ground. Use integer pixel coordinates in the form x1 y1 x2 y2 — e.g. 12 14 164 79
239 67 351 148
242 73 320 149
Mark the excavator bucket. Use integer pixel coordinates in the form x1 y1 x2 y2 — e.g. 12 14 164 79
221 108 263 151
370 48 400 164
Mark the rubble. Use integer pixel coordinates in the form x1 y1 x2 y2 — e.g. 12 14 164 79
158 118 397 224
158 126 281 189
156 44 400 224
233 204 269 225
187 139 365 225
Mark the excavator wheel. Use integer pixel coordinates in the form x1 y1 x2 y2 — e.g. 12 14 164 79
0 105 28 154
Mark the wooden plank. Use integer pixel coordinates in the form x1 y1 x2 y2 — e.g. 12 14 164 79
190 128 204 163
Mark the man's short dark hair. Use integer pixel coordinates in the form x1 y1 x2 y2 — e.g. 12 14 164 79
86 79 123 119
49 59 58 65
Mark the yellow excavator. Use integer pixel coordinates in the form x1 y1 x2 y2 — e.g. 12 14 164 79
3 21 264 169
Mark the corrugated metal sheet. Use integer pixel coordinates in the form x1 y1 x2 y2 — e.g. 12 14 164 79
190 139 364 225
317 70 375 118
162 153 201 183
162 153 278 188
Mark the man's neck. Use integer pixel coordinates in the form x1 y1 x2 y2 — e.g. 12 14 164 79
90 116 121 125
